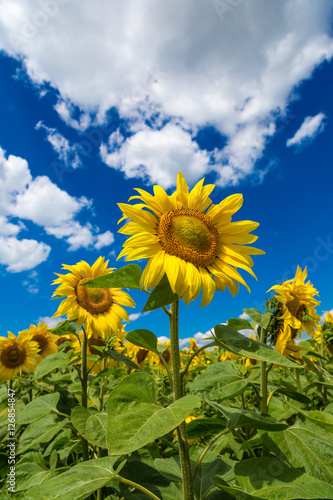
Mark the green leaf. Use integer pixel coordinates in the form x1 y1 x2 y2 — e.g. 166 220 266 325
243 309 271 328
86 413 108 448
206 401 288 431
186 417 226 439
17 415 69 454
126 329 158 354
16 393 61 425
194 457 234 500
227 318 254 331
50 319 77 335
211 482 261 500
15 452 51 492
142 274 178 311
213 325 300 369
285 422 333 483
34 352 70 379
82 264 142 289
24 457 119 500
154 457 182 482
105 349 141 371
106 372 201 455
71 406 90 439
258 430 303 468
234 457 333 499
187 360 240 392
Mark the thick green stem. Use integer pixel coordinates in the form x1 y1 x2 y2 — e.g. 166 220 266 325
259 328 268 457
81 326 89 462
169 300 194 500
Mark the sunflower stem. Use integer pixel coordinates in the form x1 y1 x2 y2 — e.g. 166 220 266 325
259 327 268 457
181 340 217 379
169 300 194 500
80 326 89 462
294 368 303 394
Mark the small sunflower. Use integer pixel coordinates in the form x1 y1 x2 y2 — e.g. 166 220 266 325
0 332 39 380
55 334 77 353
118 172 264 306
151 343 172 371
72 329 123 374
268 266 320 338
20 323 58 363
52 256 135 336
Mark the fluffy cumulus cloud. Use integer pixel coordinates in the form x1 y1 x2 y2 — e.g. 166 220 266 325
36 121 82 168
286 113 327 147
0 147 114 271
0 0 332 186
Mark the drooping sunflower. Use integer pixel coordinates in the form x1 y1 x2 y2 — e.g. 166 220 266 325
0 332 40 380
268 266 320 338
20 323 58 363
274 323 305 362
52 256 135 336
117 172 264 306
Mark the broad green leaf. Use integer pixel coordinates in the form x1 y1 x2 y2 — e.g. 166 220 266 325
106 372 201 455
206 401 288 431
194 457 235 500
234 457 333 499
24 457 119 500
105 349 141 371
227 318 254 331
209 378 250 401
296 408 333 432
17 414 69 454
86 413 108 448
302 356 333 384
16 393 60 425
44 428 72 457
186 417 226 439
82 264 142 289
71 406 91 439
34 352 70 379
126 329 158 353
243 309 271 329
285 423 333 483
214 325 300 369
258 430 303 468
187 361 239 392
211 480 261 499
154 457 182 482
142 274 178 311
267 384 311 405
15 452 51 492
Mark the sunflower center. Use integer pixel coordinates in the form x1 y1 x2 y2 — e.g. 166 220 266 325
1 346 25 368
76 278 113 315
157 209 219 267
32 334 48 355
287 294 302 319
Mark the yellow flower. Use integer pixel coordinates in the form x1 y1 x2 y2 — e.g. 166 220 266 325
244 333 259 369
0 332 39 380
220 350 238 362
151 343 172 371
268 266 320 337
55 334 77 353
72 329 124 374
118 172 264 306
174 415 201 446
275 324 305 362
20 323 58 363
52 256 135 336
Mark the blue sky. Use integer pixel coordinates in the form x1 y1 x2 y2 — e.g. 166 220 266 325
0 0 332 343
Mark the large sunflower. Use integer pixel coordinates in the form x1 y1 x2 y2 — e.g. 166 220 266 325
52 256 135 336
268 266 320 337
275 324 305 362
118 172 264 306
20 323 58 363
0 332 39 380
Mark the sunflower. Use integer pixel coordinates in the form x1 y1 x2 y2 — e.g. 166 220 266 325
20 323 58 363
52 256 135 336
151 343 172 371
117 172 264 306
0 332 39 380
72 328 124 374
55 334 77 353
268 266 320 338
274 324 305 362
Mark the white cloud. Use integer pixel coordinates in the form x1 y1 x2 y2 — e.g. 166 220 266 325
36 121 82 168
239 312 250 320
193 329 215 347
157 336 170 344
0 147 115 271
38 316 67 329
0 0 332 186
101 123 211 188
0 236 50 272
128 311 150 322
286 112 326 147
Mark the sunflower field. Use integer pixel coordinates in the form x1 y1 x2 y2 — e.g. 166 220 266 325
1 173 333 500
